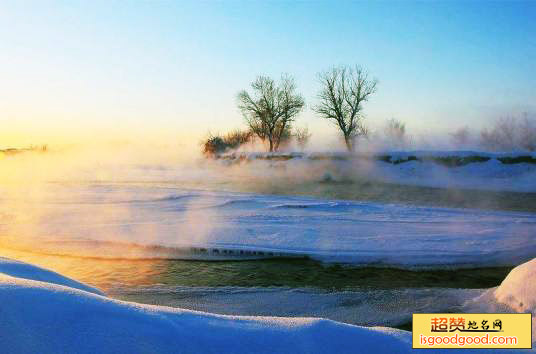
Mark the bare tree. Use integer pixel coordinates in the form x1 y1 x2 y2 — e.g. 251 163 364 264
384 118 407 148
237 74 304 152
314 65 377 152
450 126 471 147
480 117 518 151
294 126 311 150
519 113 536 152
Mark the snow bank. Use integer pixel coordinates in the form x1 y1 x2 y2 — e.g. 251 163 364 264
462 258 536 348
464 258 536 316
1 257 534 353
375 158 536 192
220 150 536 161
494 258 536 313
0 257 102 295
217 150 536 192
0 258 412 354
114 286 481 328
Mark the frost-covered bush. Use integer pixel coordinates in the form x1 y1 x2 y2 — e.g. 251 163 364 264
519 116 536 152
223 130 254 149
201 130 254 157
449 126 471 147
480 115 536 152
294 126 311 150
383 118 407 149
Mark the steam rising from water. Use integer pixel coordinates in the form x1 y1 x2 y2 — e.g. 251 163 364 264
0 144 535 266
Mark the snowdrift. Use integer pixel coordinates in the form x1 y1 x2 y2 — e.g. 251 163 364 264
1 257 535 353
494 258 536 313
464 258 536 338
0 257 102 295
0 258 411 354
218 151 536 165
216 151 536 192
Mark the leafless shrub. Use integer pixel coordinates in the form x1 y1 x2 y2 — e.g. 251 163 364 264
480 114 536 152
294 126 312 150
223 129 254 148
201 130 254 157
519 114 536 152
449 126 471 147
384 118 407 148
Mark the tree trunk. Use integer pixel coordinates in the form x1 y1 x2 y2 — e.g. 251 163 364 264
344 135 353 152
274 120 286 152
269 138 274 152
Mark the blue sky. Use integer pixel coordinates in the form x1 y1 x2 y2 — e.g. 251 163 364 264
1 0 535 147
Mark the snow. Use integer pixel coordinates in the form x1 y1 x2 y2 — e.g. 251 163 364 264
374 159 536 192
465 258 536 315
0 257 103 295
1 257 535 353
0 258 412 354
462 258 536 347
379 150 536 159
1 185 535 268
113 286 481 328
224 150 536 160
218 150 536 192
494 258 536 313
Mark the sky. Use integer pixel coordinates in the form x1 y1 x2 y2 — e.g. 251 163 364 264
0 0 535 149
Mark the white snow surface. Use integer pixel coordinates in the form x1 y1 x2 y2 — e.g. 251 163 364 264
0 257 102 295
462 258 536 346
464 258 536 315
374 159 536 192
218 150 536 192
1 257 535 353
494 258 536 313
0 258 413 354
112 286 481 327
1 185 535 267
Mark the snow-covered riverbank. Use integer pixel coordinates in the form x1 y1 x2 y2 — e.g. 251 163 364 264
216 151 536 193
1 257 534 353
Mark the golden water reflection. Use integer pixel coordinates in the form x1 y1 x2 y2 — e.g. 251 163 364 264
0 247 166 292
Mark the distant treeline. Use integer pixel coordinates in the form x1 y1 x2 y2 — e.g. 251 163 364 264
0 145 48 156
217 151 536 167
201 64 535 157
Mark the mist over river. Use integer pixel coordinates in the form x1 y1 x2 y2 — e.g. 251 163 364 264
1 156 535 329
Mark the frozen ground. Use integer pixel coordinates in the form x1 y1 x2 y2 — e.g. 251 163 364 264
0 256 534 353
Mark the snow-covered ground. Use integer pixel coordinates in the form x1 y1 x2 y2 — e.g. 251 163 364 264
462 258 536 346
0 257 411 354
1 256 534 353
216 151 536 192
464 258 536 315
1 184 534 267
0 257 102 295
373 159 536 192
1 152 535 352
